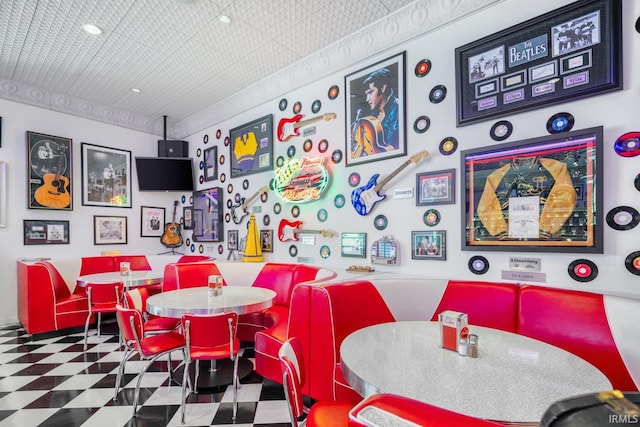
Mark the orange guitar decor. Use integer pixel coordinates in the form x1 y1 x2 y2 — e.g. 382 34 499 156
161 201 183 247
34 145 71 209
277 113 336 142
350 116 393 158
277 219 334 242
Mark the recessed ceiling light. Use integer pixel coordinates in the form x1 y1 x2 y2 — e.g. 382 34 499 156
131 88 142 93
82 23 103 35
219 15 231 24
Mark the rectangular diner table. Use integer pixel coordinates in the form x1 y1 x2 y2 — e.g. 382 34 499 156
146 286 276 388
340 321 612 426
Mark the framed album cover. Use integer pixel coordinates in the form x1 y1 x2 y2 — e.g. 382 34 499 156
455 0 621 126
27 131 73 210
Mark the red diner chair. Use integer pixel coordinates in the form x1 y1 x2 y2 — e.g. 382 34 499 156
113 304 188 416
83 281 124 351
180 312 240 423
123 288 180 334
279 337 353 427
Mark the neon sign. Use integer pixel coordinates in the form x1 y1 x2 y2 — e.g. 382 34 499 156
274 156 329 203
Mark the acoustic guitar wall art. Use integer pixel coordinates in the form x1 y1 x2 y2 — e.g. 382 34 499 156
34 144 71 209
351 150 429 216
277 113 336 142
161 201 183 247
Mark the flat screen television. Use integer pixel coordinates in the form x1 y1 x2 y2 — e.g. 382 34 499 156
135 157 195 192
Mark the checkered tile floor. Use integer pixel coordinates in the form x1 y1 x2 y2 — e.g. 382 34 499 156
0 323 293 426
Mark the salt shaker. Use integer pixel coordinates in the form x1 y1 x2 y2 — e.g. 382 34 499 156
468 334 479 358
458 336 469 356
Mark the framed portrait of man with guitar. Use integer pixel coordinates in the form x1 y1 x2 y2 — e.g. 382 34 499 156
27 131 73 210
344 51 407 166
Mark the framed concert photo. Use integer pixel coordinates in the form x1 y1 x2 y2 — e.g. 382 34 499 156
460 126 603 253
23 219 70 245
27 131 73 210
411 230 446 261
93 215 128 245
192 187 223 242
81 143 132 208
455 0 621 126
345 51 407 166
229 114 273 178
416 168 456 206
140 206 165 237
203 146 218 182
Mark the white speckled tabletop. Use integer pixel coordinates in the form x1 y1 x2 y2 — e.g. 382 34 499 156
77 270 163 289
340 321 611 424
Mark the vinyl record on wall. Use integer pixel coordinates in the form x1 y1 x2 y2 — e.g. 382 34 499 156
468 255 489 275
636 16 640 33
279 98 288 111
317 209 328 222
439 137 458 155
568 259 598 282
614 132 640 157
374 214 388 230
429 85 447 104
289 245 298 257
303 139 313 152
490 120 513 141
334 194 345 208
415 59 432 77
293 101 302 114
318 139 329 153
328 85 339 100
625 251 640 276
635 173 640 192
263 214 270 226
311 99 322 114
199 175 204 184
218 245 224 255
332 149 343 164
273 202 281 215
216 129 222 139
546 112 575 134
606 206 640 230
287 145 296 158
197 148 202 157
224 212 231 222
243 179 249 190
203 134 209 144
414 116 431 133
423 209 441 226
348 172 361 187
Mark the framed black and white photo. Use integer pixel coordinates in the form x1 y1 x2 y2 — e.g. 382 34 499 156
93 215 128 245
81 143 132 208
416 169 456 206
27 131 73 210
23 219 70 245
140 206 165 237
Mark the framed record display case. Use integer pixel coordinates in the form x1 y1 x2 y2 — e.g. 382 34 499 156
455 0 622 126
461 126 603 253
192 187 223 242
229 114 273 178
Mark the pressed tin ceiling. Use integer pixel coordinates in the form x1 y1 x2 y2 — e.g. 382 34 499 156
0 0 502 137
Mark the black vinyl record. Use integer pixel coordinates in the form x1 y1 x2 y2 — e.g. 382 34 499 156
625 251 640 276
423 209 440 227
415 59 432 77
606 206 640 231
468 256 489 275
568 259 598 282
429 85 447 103
439 137 458 156
546 112 575 134
279 98 288 111
293 101 302 114
614 132 640 157
311 99 322 114
490 120 513 141
414 116 431 133
636 16 640 34
374 214 388 230
328 85 339 100
635 173 640 192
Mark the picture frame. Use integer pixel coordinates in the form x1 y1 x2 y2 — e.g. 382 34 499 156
140 206 165 237
0 161 6 227
416 168 456 206
93 215 128 245
192 187 223 242
27 131 73 210
23 219 70 245
227 229 238 250
345 51 407 166
81 142 132 208
341 232 367 258
455 0 621 126
229 114 273 178
203 146 218 182
460 126 603 253
182 206 193 230
260 229 273 253
412 230 446 260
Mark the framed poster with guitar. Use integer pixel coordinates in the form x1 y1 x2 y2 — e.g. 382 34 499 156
140 206 165 237
345 51 406 166
27 131 73 210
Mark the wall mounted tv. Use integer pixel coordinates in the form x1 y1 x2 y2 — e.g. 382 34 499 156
135 157 195 192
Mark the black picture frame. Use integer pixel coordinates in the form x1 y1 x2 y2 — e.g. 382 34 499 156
455 0 622 126
416 168 456 206
27 131 73 210
345 51 407 166
192 187 223 242
229 114 273 178
81 143 132 208
182 206 193 230
341 232 367 258
411 230 446 261
203 146 218 182
93 215 128 245
460 126 603 253
23 220 70 245
140 206 165 237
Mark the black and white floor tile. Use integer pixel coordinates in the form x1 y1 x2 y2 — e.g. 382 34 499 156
0 324 292 426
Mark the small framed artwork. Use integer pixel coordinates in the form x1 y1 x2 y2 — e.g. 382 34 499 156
27 131 73 210
227 229 238 250
345 51 407 166
204 146 218 182
416 168 456 206
140 206 165 237
182 206 193 230
192 187 223 242
229 114 273 178
94 215 128 245
341 232 367 258
0 161 6 227
412 230 446 260
23 220 70 245
260 229 273 253
81 143 132 208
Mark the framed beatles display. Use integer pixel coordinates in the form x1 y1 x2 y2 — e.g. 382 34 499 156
455 0 621 126
460 126 603 253
27 131 73 210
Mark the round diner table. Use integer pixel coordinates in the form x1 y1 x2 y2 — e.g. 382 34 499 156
146 286 276 389
340 321 612 425
76 270 163 291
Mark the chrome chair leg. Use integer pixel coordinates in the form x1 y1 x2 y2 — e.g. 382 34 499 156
232 356 239 420
194 360 200 394
83 311 92 351
114 347 133 401
181 357 191 424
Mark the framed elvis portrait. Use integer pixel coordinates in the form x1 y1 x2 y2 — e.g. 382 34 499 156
229 114 273 178
455 0 621 126
81 143 132 208
192 187 223 242
345 51 407 166
460 126 603 253
27 131 73 210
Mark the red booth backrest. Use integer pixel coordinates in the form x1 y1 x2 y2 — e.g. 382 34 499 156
251 263 296 307
115 255 151 271
80 256 117 276
162 262 225 292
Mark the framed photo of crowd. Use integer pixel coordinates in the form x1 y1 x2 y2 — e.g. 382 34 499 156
455 0 621 126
